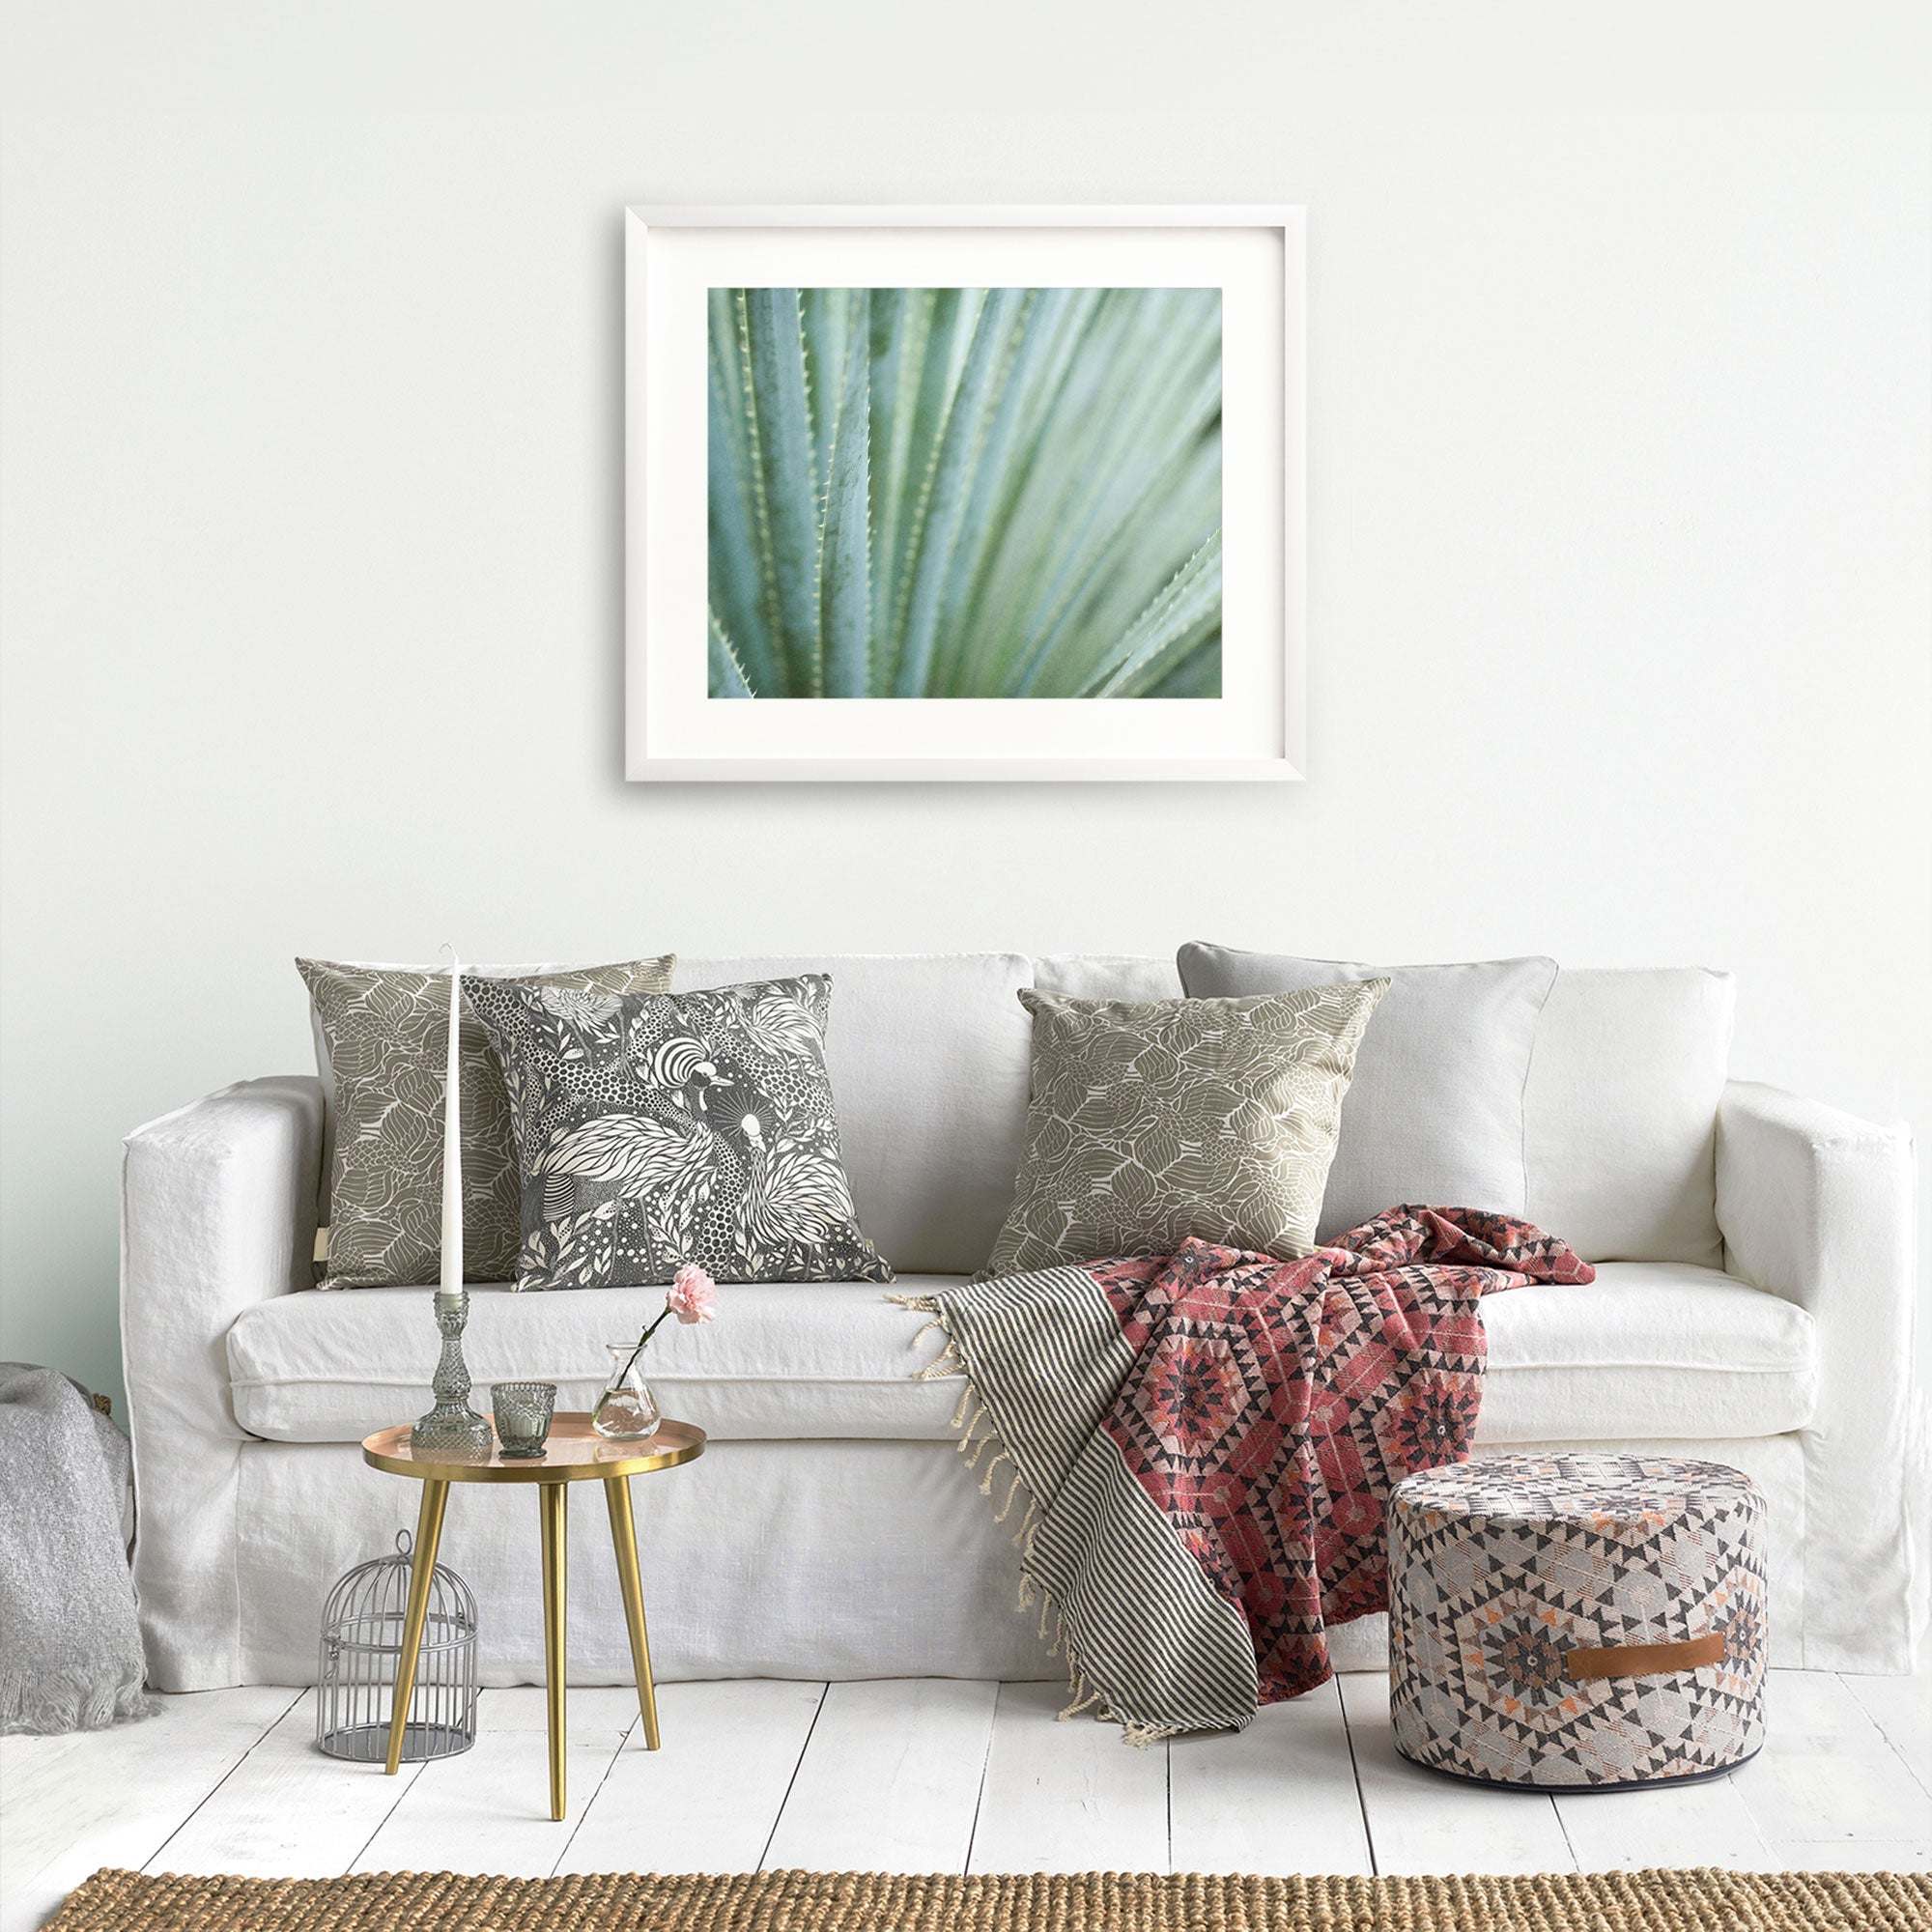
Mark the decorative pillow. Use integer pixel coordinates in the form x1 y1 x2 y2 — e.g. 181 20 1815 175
297 955 674 1288
979 982 1386 1280
1177 946 1558 1242
464 973 892 1290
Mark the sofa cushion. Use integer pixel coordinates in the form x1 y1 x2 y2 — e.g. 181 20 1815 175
674 954 1033 1276
981 981 1386 1278
466 971 890 1290
228 1262 1813 1449
1476 1264 1813 1443
229 1277 968 1444
1524 968 1734 1266
1032 953 1182 1002
1176 948 1558 1241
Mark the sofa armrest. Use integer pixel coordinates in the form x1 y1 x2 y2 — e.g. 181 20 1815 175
121 1075 324 1688
1716 1079 1919 1669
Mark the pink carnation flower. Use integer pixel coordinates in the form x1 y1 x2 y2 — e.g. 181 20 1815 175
666 1263 718 1325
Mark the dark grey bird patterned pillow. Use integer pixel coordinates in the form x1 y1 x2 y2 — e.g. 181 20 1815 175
464 972 892 1290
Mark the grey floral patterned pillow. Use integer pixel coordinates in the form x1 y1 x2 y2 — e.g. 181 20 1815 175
464 972 892 1291
979 981 1388 1280
297 956 674 1288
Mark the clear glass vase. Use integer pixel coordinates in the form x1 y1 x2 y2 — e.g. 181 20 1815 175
592 1344 662 1439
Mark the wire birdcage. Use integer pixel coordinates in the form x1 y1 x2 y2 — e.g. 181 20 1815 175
316 1529 477 1762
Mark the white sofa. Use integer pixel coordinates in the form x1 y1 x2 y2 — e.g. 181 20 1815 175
121 952 1921 1692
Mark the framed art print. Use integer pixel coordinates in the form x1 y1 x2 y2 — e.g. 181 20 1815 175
625 206 1304 781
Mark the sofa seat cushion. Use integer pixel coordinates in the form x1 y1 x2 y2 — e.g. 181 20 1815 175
228 1277 966 1445
229 1262 1814 1450
1477 1264 1814 1443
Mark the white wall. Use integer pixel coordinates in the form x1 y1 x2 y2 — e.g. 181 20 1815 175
2 5 1928 1406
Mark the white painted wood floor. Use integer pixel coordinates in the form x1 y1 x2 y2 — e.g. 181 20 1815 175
4 1670 1928 1932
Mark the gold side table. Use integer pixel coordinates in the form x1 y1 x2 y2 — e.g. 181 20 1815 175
361 1413 705 1820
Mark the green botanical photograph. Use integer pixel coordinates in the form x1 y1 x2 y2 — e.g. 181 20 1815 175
707 286 1222 699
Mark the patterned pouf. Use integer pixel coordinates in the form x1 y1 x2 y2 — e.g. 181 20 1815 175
1388 1452 1767 1789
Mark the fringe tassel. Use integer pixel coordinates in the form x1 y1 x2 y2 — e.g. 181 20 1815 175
992 1463 1026 1523
917 1341 962 1381
1060 1679 1101 1721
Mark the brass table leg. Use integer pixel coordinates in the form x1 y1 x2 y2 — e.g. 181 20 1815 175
604 1475 661 1750
539 1481 568 1820
385 1479 449 1776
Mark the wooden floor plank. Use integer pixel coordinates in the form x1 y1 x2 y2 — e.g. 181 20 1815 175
967 1681 1169 1875
1754 1838 1932 1871
351 1690 631 1877
0 1685 298 1932
1552 1772 1771 1872
1839 1671 1932 1796
145 1690 430 1879
762 1679 997 1875
1336 1672 1575 1876
558 1679 825 1876
1734 1670 1932 1853
1169 1677 1371 1876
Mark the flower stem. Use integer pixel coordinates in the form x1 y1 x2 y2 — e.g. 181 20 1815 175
615 1304 672 1387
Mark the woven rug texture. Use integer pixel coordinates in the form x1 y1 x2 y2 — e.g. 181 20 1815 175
46 1865 1932 1931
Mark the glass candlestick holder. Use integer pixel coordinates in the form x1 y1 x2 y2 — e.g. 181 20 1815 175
412 1290 493 1461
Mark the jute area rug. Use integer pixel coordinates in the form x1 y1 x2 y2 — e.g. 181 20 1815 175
46 1866 1932 1931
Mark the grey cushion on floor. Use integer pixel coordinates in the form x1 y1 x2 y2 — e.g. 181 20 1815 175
1177 947 1558 1242
0 1364 152 1734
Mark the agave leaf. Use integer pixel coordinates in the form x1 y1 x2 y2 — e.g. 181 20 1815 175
884 288 967 688
707 292 780 696
1080 528 1223 698
707 610 756 697
866 289 912 681
1140 635 1222 698
893 286 1025 697
800 289 849 502
819 290 871 698
744 288 822 696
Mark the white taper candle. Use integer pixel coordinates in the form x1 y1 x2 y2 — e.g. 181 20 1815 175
440 949 463 1298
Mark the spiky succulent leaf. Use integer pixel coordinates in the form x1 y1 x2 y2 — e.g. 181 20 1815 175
819 291 872 698
707 611 755 698
743 288 822 696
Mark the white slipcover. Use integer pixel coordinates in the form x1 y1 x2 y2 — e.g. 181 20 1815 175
122 954 1918 1692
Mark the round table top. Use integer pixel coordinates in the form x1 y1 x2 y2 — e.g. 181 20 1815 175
362 1413 705 1485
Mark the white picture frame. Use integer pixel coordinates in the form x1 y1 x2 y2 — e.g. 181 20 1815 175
625 205 1305 781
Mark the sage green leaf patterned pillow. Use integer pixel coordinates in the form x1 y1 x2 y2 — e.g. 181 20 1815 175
465 972 892 1291
298 955 674 1288
980 981 1388 1280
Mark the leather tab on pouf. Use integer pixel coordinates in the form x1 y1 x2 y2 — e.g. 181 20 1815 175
1388 1453 1767 1789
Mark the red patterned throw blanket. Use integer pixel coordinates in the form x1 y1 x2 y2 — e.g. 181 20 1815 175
896 1206 1593 1741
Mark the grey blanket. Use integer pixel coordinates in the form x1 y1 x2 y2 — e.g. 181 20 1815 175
0 1364 154 1732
